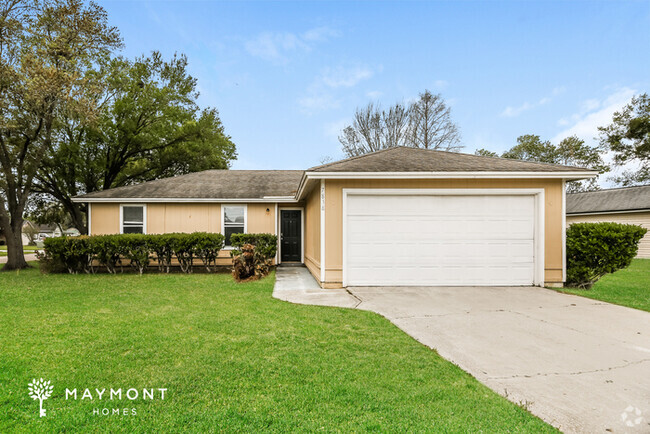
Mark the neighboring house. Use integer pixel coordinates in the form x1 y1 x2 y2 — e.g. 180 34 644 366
73 147 597 288
567 185 650 258
36 224 80 241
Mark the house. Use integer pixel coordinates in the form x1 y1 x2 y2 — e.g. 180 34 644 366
72 147 597 288
566 185 650 258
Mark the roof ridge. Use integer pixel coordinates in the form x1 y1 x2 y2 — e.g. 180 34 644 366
310 145 595 172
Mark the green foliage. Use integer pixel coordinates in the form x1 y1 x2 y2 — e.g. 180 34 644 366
474 148 499 158
230 234 278 281
40 232 225 274
598 93 650 186
0 0 121 270
35 52 237 234
566 223 647 289
490 135 609 192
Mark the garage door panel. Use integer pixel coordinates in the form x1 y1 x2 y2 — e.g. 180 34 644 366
345 193 537 286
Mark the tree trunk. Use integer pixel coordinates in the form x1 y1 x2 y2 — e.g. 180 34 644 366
2 217 28 271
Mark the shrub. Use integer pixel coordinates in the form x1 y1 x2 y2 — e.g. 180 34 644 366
39 232 225 274
192 232 225 272
121 234 150 275
566 222 647 289
230 233 278 260
230 233 278 281
42 236 92 274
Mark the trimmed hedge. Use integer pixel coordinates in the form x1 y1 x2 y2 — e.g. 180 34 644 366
566 222 647 289
40 233 226 275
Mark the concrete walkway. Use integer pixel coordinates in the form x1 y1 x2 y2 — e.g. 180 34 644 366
273 266 650 433
273 266 359 308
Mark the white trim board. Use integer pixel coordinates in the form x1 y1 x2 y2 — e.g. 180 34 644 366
341 188 546 287
320 180 326 283
74 197 298 204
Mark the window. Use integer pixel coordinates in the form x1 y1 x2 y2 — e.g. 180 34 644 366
223 205 246 246
121 205 145 234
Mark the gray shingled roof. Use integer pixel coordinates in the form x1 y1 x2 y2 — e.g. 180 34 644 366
75 170 304 200
567 185 650 214
74 147 597 201
308 146 595 172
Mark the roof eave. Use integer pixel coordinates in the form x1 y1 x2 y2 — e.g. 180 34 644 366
71 196 299 203
567 208 650 216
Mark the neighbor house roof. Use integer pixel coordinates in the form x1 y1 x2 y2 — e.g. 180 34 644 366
308 146 596 173
567 185 650 215
74 170 305 201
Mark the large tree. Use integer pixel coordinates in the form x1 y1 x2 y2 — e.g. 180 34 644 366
407 90 461 151
0 0 121 270
598 93 650 186
339 90 461 157
34 53 237 234
476 135 609 192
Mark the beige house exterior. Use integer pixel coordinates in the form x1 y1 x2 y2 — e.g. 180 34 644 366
75 147 597 287
566 185 650 258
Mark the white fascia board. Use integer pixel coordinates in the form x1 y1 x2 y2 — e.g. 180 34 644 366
304 171 599 180
72 197 299 204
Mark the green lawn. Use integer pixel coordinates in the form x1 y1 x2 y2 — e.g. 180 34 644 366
558 259 650 312
0 265 554 432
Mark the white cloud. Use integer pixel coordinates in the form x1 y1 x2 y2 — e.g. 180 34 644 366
245 26 338 63
501 96 552 118
321 66 374 88
366 90 382 99
298 94 340 111
552 87 636 143
302 26 340 42
500 87 566 118
299 64 375 112
433 80 448 89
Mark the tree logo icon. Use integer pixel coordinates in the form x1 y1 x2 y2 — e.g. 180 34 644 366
28 378 53 417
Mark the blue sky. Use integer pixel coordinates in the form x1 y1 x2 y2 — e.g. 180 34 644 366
102 0 650 171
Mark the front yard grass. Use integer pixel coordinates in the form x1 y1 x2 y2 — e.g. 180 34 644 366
559 258 650 312
0 264 554 432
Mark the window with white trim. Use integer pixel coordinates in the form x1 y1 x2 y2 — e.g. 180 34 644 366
223 205 246 246
122 205 145 234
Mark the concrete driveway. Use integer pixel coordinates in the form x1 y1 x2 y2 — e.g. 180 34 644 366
351 286 650 433
273 268 650 433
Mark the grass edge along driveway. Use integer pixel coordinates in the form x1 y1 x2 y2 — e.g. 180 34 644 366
556 259 650 312
0 265 555 432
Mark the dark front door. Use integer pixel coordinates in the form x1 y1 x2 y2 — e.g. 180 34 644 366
280 210 302 262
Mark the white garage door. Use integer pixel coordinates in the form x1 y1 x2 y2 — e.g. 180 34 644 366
344 191 539 286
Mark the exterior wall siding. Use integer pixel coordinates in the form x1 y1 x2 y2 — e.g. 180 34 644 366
89 202 278 265
303 185 321 280
567 211 650 258
322 178 565 287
